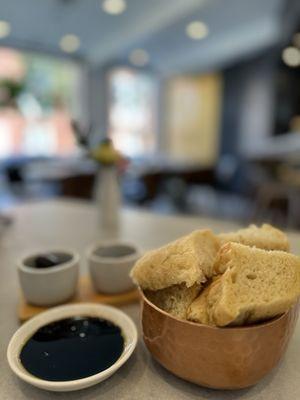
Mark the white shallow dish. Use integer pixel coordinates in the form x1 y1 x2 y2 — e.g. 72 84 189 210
7 303 138 392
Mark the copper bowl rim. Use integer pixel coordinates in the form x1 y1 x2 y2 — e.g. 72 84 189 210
139 288 291 332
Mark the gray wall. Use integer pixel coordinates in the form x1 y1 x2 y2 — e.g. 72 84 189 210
220 51 278 158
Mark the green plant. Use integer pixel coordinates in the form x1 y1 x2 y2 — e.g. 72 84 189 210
0 79 25 108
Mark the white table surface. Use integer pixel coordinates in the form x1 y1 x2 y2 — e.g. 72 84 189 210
1 199 300 400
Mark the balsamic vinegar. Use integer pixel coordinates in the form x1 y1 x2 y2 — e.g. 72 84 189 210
20 317 124 381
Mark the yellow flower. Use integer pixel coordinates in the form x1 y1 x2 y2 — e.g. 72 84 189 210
91 142 121 164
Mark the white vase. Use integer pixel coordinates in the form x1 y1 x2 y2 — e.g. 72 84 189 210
95 166 121 236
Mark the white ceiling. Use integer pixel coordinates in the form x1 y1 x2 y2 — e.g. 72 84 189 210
0 0 286 73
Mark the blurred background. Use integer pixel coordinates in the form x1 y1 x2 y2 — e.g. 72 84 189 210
1 0 300 228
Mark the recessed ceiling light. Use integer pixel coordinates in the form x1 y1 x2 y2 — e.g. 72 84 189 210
0 20 11 39
282 46 300 67
102 0 126 15
59 34 80 53
186 21 208 40
129 49 149 67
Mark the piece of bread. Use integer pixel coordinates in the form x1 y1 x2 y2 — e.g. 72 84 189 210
130 230 220 290
188 242 300 327
145 283 201 319
187 278 220 324
218 224 289 252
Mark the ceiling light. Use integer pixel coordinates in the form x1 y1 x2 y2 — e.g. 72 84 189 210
129 49 149 67
282 46 300 67
59 34 80 53
186 21 208 40
0 20 11 39
102 0 126 15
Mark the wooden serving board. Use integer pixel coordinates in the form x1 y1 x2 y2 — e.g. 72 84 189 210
18 275 140 322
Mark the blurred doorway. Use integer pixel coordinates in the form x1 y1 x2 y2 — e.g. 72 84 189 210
164 73 222 166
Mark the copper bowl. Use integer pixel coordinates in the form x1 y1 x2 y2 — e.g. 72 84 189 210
140 290 299 390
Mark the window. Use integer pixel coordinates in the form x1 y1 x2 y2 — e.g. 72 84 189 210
0 47 80 158
107 67 157 157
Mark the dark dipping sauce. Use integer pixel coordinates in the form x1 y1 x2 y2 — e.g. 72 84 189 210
25 252 72 269
20 317 124 381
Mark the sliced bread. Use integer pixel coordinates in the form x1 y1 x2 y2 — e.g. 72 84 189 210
218 224 289 252
130 229 220 290
188 242 300 327
145 283 201 319
187 277 220 324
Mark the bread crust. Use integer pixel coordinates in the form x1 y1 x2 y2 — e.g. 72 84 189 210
218 224 290 252
130 230 220 290
189 242 300 327
145 284 201 319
